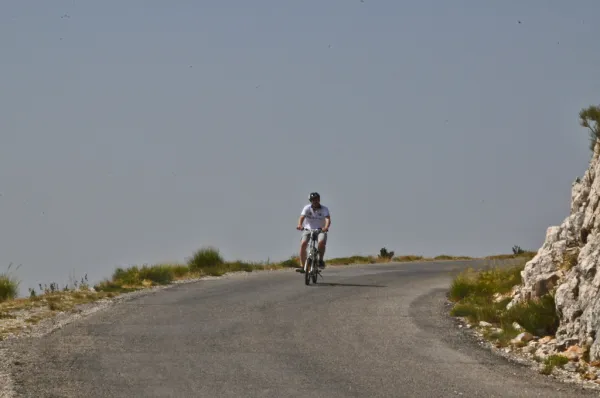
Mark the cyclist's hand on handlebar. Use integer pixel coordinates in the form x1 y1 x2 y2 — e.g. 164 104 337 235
322 227 329 232
296 225 303 231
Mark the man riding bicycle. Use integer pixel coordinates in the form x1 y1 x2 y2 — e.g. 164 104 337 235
296 192 331 273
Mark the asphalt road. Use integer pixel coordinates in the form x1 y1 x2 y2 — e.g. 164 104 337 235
8 260 600 397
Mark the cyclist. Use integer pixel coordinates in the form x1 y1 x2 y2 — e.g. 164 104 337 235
296 192 331 272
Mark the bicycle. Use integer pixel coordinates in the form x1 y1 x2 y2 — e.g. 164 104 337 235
296 228 324 285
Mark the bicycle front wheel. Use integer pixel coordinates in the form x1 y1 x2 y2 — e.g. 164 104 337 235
305 259 312 285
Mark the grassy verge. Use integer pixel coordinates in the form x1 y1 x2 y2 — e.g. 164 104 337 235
326 254 474 265
0 245 514 340
484 250 537 262
448 262 559 345
93 247 296 293
0 247 490 310
0 248 466 306
0 247 302 339
447 261 568 374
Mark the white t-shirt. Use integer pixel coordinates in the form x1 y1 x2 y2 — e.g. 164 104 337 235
301 204 330 230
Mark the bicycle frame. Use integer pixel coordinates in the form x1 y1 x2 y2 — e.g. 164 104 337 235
302 228 323 285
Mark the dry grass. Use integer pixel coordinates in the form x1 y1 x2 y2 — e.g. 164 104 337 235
0 289 114 314
559 249 579 271
0 287 119 339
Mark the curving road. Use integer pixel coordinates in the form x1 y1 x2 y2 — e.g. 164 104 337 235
7 260 600 397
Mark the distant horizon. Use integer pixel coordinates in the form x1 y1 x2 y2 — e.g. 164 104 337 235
2 0 599 297
0 243 556 298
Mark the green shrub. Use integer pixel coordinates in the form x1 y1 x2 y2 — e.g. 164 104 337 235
0 274 19 302
541 355 569 375
188 247 224 270
579 104 600 153
225 261 255 273
0 264 21 302
512 245 525 255
503 293 559 336
449 297 505 324
171 265 190 277
448 272 477 301
379 247 395 259
112 266 141 285
448 265 522 302
111 264 174 286
278 255 299 268
138 265 174 285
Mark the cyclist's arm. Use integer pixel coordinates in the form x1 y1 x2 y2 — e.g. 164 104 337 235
297 215 305 229
324 215 331 230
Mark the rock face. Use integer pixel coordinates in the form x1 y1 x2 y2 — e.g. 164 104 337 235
509 142 600 360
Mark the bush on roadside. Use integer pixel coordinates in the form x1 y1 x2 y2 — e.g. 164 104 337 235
111 264 175 286
449 265 522 302
379 247 395 259
278 255 300 268
188 246 224 270
171 264 191 277
448 263 560 345
201 260 256 276
0 264 21 303
512 245 525 255
503 294 559 336
0 274 19 303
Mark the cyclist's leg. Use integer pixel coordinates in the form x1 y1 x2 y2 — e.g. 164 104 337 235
317 232 327 268
299 231 309 271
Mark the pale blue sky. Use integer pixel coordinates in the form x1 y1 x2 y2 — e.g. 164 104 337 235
1 1 599 296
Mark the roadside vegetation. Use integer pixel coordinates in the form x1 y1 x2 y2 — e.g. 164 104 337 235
0 263 21 303
483 245 537 261
0 244 522 340
1 246 477 307
326 247 474 266
448 259 558 346
579 104 600 153
446 247 576 374
446 107 600 378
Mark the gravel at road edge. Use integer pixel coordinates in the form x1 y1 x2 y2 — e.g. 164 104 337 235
443 298 600 393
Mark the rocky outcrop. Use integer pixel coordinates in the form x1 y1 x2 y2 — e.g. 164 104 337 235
509 142 600 360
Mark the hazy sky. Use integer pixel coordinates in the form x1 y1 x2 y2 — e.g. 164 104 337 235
2 0 599 296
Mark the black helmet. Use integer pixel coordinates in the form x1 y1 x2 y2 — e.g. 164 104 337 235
308 192 320 201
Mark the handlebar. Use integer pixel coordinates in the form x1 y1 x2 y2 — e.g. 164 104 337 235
297 227 327 233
